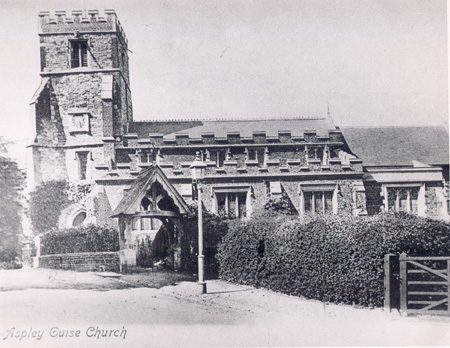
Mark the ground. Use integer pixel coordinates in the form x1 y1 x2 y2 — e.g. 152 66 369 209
1 268 449 347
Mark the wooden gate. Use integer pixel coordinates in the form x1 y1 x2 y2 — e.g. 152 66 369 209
399 254 450 315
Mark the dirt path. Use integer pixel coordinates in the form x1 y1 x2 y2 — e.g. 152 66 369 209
1 269 449 347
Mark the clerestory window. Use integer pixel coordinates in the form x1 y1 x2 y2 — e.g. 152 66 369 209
71 40 88 68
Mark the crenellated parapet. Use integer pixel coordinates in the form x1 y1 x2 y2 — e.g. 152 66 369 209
123 129 343 147
38 9 128 46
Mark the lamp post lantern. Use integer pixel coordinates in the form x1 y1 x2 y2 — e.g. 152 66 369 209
190 152 207 294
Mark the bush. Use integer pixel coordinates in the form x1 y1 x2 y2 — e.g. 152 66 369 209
41 224 119 255
217 212 450 307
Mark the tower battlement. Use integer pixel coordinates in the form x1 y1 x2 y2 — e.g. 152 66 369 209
38 9 128 45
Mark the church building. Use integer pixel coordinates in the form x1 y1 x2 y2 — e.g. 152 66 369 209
28 10 449 269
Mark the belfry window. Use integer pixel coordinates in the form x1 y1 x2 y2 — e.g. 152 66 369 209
71 40 88 68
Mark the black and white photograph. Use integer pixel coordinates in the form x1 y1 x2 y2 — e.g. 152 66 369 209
0 0 449 347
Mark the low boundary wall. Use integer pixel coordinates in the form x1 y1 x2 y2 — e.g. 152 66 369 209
39 251 120 272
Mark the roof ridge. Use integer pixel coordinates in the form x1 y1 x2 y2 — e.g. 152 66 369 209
132 116 327 123
341 125 447 129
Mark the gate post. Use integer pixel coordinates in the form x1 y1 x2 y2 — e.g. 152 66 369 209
399 252 408 315
447 259 450 315
384 254 399 312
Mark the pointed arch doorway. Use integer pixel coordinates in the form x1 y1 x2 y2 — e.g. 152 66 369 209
111 165 191 270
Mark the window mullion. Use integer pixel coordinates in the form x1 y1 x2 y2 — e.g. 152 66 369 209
312 192 315 214
322 192 325 215
395 190 400 212
406 189 411 213
225 194 229 215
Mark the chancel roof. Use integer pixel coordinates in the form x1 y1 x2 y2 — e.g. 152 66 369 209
341 126 449 167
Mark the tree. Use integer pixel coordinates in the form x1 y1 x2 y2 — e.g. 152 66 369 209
0 147 25 262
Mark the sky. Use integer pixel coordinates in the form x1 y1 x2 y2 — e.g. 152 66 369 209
0 0 448 167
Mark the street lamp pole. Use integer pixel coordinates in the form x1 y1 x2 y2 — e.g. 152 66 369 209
197 179 206 294
190 152 207 294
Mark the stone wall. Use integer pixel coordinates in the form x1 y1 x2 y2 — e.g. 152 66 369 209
32 146 68 183
425 184 446 219
40 34 117 72
39 251 119 272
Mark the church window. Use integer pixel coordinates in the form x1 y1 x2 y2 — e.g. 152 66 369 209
300 184 338 215
76 151 89 180
303 191 334 215
70 40 88 68
72 211 86 227
213 186 251 219
386 187 420 214
217 192 248 218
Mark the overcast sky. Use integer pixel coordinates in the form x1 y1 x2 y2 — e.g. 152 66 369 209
0 0 448 165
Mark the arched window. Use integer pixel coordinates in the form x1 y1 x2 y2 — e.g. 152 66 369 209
72 211 87 227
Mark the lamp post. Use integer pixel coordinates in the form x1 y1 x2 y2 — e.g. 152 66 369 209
190 152 207 294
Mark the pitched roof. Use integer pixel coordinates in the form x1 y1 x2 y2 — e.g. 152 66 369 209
111 165 190 217
341 126 449 167
129 117 336 139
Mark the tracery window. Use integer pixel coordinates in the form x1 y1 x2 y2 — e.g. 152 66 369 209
386 187 419 214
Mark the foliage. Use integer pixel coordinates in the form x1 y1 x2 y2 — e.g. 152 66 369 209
29 180 70 234
264 191 297 215
177 203 230 278
67 182 92 205
136 235 153 268
0 154 25 262
217 212 450 308
0 260 22 270
40 224 119 255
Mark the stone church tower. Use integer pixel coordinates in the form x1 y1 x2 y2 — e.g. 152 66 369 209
28 10 132 188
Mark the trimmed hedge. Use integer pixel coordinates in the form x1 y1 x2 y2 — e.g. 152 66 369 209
41 225 119 255
217 212 450 307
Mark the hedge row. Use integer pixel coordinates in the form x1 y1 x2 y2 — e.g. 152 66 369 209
41 225 119 255
217 212 450 307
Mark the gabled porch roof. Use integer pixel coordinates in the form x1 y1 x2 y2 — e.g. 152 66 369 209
111 165 191 217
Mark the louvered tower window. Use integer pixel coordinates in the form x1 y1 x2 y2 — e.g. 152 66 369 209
71 41 88 68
